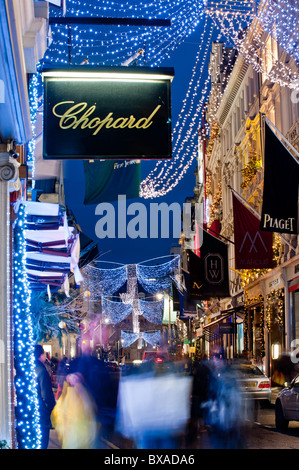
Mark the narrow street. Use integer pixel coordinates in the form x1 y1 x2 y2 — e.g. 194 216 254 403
245 404 299 450
48 402 299 450
1 0 299 452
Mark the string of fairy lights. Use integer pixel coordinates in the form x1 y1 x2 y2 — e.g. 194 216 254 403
13 204 42 449
13 200 179 447
206 0 299 88
78 256 178 349
18 0 299 448
27 0 299 199
47 0 206 66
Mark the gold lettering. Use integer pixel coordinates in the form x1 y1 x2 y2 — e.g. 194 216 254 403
92 113 114 135
135 105 161 129
51 101 162 134
72 105 96 129
87 117 101 129
127 116 136 128
112 117 129 129
52 101 87 129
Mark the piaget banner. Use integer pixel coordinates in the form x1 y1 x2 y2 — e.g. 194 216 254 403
260 123 299 234
42 66 174 160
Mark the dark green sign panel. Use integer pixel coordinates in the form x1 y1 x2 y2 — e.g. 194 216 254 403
42 66 174 160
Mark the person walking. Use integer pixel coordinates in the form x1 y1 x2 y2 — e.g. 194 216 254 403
34 344 56 449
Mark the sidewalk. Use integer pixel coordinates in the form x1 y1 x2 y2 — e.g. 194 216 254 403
48 390 280 450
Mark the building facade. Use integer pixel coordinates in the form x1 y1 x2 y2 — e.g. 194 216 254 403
201 18 299 378
0 0 49 447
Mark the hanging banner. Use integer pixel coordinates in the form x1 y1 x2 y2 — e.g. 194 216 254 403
232 193 273 269
42 66 174 160
162 293 176 325
187 229 230 300
83 160 141 205
260 123 299 234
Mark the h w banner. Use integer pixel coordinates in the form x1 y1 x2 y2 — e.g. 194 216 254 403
260 122 299 234
232 193 273 269
187 229 230 300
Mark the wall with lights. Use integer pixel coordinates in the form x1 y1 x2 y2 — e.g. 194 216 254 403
13 204 42 449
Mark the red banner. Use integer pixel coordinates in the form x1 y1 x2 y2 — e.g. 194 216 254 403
232 194 273 269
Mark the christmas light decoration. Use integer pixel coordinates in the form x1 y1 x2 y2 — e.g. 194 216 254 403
121 331 139 348
30 0 220 200
207 0 299 89
140 16 223 198
102 297 132 324
81 256 179 349
28 0 299 202
13 203 42 449
121 330 161 348
136 255 180 293
46 0 206 67
82 261 127 298
266 288 285 332
208 180 222 221
139 298 163 325
143 330 161 346
27 73 43 181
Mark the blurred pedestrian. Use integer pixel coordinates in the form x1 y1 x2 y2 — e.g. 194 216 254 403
55 356 69 400
34 344 56 449
68 354 119 440
189 354 211 439
116 359 192 449
51 371 99 449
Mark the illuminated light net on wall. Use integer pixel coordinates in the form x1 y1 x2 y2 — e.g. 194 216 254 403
13 204 42 449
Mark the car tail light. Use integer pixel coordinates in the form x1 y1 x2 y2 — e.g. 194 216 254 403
258 381 271 388
155 357 163 363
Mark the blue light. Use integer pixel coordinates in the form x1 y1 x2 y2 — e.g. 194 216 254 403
13 204 42 449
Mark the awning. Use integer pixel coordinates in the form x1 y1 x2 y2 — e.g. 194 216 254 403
289 277 299 293
203 307 244 330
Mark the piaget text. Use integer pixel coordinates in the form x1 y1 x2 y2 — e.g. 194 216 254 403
52 101 161 135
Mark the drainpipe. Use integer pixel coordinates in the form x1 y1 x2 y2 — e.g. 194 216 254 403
281 268 291 351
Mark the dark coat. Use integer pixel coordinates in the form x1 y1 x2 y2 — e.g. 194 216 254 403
35 360 56 427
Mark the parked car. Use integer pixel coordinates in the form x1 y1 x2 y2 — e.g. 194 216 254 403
275 374 299 429
232 363 271 402
142 351 168 363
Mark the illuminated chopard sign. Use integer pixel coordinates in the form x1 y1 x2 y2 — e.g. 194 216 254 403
42 66 174 160
52 102 162 135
